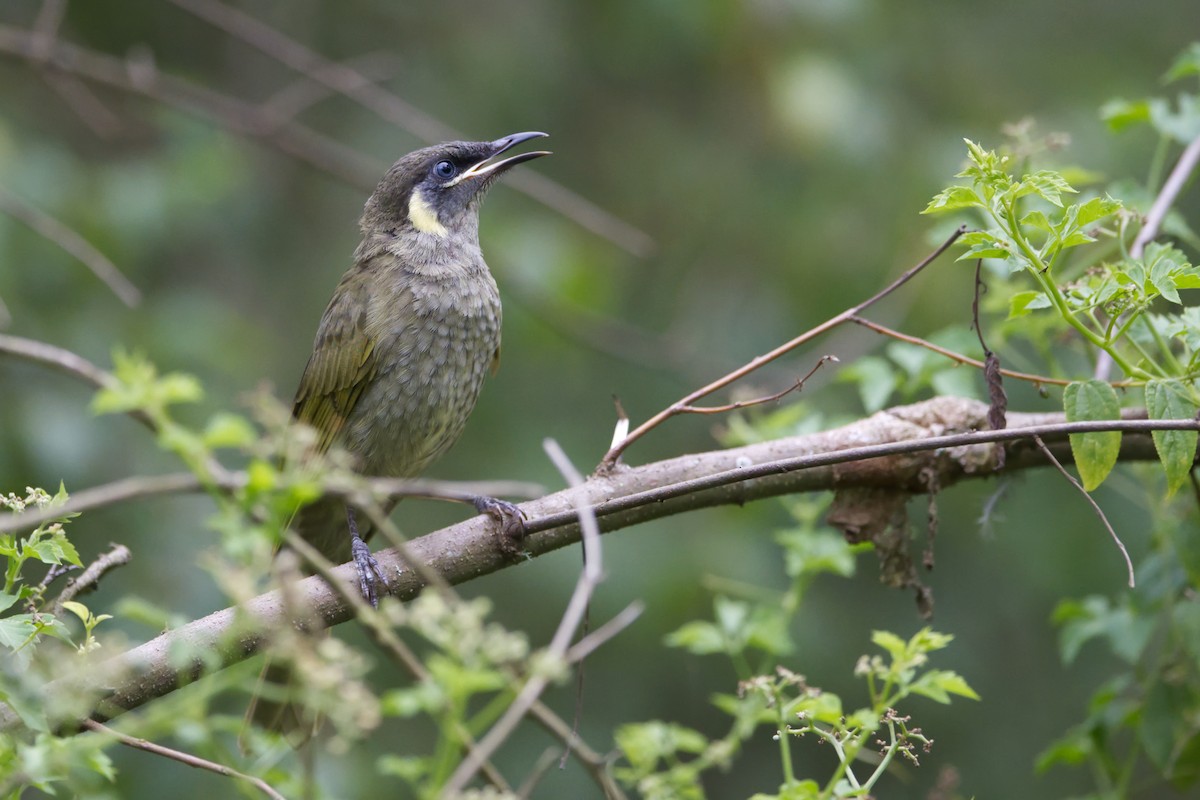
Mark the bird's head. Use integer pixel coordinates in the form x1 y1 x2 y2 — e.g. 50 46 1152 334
361 132 550 241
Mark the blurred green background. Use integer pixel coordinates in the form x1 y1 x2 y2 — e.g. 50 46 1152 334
1 0 1197 797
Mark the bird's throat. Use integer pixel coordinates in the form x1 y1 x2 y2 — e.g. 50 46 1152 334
408 188 448 237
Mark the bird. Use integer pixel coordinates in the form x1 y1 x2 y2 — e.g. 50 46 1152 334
247 133 549 738
289 131 550 602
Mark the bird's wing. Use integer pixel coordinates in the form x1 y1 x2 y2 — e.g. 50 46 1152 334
292 272 380 455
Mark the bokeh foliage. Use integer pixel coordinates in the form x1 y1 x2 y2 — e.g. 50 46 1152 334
3 1 1200 798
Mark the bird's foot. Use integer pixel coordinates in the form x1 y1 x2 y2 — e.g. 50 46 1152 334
347 508 388 607
472 495 527 559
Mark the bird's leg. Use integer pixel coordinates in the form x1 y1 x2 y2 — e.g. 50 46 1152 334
471 495 527 559
346 506 388 607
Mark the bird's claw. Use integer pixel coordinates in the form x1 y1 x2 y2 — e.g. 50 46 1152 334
472 496 527 559
350 531 388 608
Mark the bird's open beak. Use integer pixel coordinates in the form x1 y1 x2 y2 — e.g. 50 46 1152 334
461 131 551 180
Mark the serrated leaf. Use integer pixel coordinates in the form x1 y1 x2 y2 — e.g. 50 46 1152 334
1059 230 1097 249
1009 291 1051 318
1144 379 1199 496
871 629 907 661
1064 380 1122 491
1020 170 1077 207
922 185 982 214
1020 209 1054 233
1074 195 1122 226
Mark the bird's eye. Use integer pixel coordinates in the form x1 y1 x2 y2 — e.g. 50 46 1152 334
433 160 457 179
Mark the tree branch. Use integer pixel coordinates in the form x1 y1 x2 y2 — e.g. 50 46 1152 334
0 395 1189 733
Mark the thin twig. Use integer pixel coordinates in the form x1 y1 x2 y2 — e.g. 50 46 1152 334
47 544 132 616
81 719 287 800
676 355 837 415
0 469 540 536
848 316 1131 388
0 332 117 390
565 601 644 663
602 226 968 466
0 187 141 307
443 439 609 794
0 23 384 188
167 0 655 256
516 747 564 800
279 532 514 793
1131 131 1200 257
1032 435 1134 587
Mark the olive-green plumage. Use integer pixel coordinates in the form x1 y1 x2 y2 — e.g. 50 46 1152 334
290 132 549 564
248 133 549 738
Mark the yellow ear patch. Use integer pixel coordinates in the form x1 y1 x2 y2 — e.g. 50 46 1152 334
408 189 448 236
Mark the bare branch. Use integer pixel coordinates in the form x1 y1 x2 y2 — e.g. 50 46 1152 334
0 187 140 307
676 355 837 415
81 720 286 800
47 544 132 616
0 22 384 188
0 333 120 394
166 0 655 256
849 315 1123 388
602 226 968 466
443 438 607 793
1 396 1185 737
1132 131 1200 258
1032 435 1134 587
0 469 542 536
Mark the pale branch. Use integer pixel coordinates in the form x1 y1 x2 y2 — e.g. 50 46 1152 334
0 22 385 188
849 316 1136 388
167 0 655 257
46 544 132 617
0 395 1189 734
675 355 837 415
0 333 155 431
81 720 286 800
601 225 968 466
0 470 543 535
1132 130 1200 259
0 186 141 307
443 439 608 793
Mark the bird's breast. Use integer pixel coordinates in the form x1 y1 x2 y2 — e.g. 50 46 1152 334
345 268 502 478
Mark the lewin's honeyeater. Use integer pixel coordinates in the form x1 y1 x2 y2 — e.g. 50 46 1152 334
288 131 550 604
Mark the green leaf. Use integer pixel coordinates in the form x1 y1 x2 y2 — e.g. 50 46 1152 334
870 630 908 662
0 616 35 649
665 620 726 655
1064 380 1122 491
1074 194 1122 226
922 185 983 214
1165 42 1200 82
839 355 897 413
1102 97 1152 132
1144 379 1199 496
30 532 82 568
0 590 19 613
776 529 855 579
909 669 981 703
1009 290 1051 318
202 412 257 449
1018 170 1076 207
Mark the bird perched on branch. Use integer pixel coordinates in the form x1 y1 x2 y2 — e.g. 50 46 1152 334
246 132 549 737
289 130 550 603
